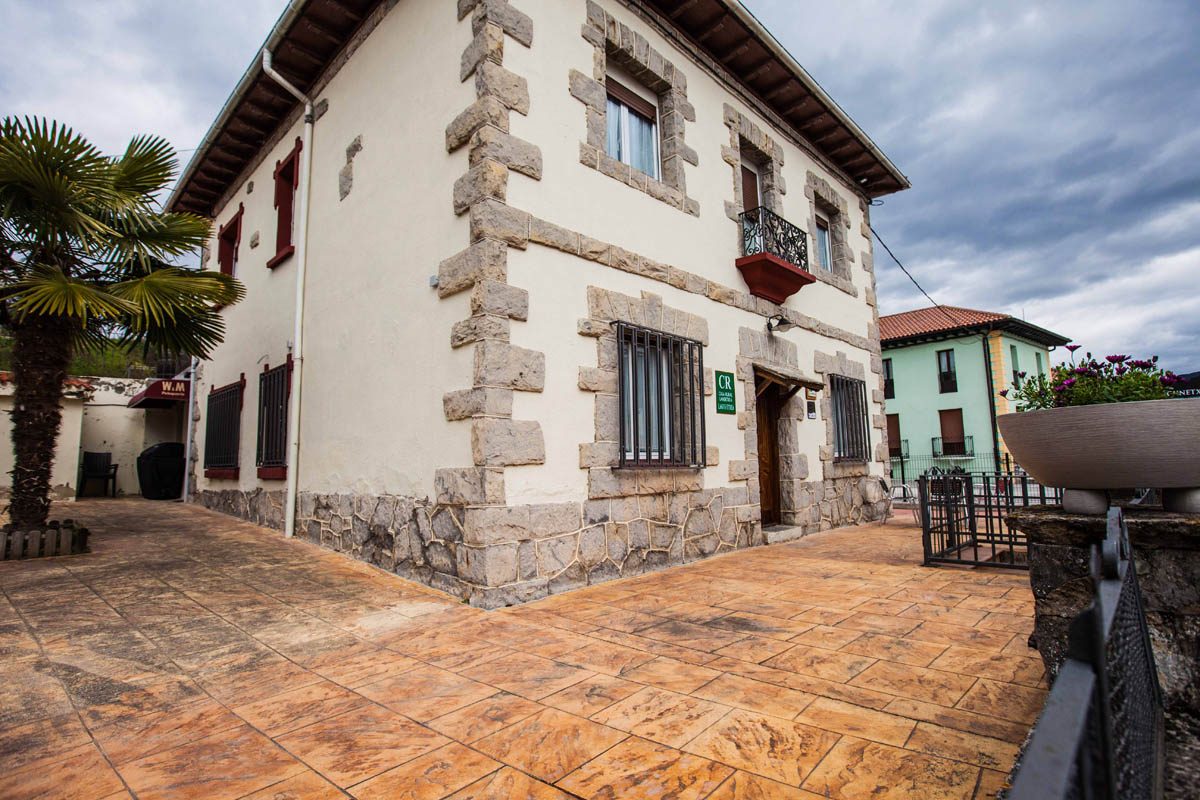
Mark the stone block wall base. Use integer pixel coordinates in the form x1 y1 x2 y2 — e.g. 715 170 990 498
195 489 286 532
297 492 473 602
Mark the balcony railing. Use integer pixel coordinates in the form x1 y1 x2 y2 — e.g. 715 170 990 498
740 207 809 272
932 435 973 457
884 377 895 399
889 438 909 458
938 371 958 393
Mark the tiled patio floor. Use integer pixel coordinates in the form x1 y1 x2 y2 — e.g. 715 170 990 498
0 500 1044 799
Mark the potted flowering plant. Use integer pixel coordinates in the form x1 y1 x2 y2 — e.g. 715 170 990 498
997 346 1198 513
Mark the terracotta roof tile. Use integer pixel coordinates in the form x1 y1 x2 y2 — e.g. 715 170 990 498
879 306 1010 343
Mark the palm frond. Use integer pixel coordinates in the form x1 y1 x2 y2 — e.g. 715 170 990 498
1 264 136 323
102 211 211 271
119 307 229 359
110 266 244 327
108 135 177 203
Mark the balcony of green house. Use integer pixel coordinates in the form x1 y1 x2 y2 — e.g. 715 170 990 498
736 207 816 305
932 434 974 458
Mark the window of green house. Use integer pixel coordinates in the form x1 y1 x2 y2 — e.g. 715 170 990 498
1036 351 1044 377
937 349 957 393
1010 344 1020 385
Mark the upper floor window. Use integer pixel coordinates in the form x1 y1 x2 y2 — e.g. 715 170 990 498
268 138 302 270
937 348 957 393
882 358 895 399
1036 351 1045 377
616 321 704 469
815 215 833 271
830 374 870 462
936 408 970 456
1010 344 1021 385
606 77 659 180
216 203 243 277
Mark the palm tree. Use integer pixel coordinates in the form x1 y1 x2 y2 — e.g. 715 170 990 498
0 117 244 529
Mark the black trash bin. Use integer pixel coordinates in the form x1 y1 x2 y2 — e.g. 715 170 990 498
136 442 186 500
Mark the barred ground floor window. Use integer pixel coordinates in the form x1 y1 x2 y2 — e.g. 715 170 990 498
616 321 705 469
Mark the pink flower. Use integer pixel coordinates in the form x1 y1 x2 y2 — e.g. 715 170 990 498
999 389 1009 398
1105 355 1128 364
1115 366 1128 375
1063 378 1077 387
1066 344 1081 352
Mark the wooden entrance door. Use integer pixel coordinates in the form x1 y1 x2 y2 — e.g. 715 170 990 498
756 375 782 525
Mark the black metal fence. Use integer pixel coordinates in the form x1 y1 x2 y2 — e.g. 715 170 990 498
918 471 1061 569
740 206 809 271
890 452 1012 485
1007 507 1164 800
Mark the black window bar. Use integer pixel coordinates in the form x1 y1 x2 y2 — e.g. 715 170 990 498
204 378 244 470
615 321 706 469
739 206 810 272
256 360 291 468
830 374 870 462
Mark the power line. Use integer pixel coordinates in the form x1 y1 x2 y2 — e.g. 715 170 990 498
870 224 963 329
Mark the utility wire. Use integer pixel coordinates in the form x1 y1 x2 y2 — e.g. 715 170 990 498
870 224 964 329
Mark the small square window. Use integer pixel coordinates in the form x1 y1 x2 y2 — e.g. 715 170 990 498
606 78 659 180
882 358 895 399
815 216 832 271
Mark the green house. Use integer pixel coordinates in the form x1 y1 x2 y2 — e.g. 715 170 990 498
879 306 1070 482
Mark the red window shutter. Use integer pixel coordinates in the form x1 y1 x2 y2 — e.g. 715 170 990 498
216 204 244 276
268 137 302 269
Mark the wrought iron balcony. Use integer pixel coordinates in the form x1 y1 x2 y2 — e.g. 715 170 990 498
932 435 974 457
889 439 909 459
740 207 809 271
736 207 814 305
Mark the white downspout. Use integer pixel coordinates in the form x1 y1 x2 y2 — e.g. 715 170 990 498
261 49 313 539
181 356 197 503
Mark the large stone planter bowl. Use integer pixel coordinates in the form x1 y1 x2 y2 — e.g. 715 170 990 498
998 398 1200 512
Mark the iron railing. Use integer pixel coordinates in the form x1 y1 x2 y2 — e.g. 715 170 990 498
932 435 974 457
256 362 290 468
918 471 1061 568
204 379 244 470
1007 507 1164 800
740 206 810 272
939 370 958 393
830 374 871 462
891 452 1009 484
615 321 706 469
889 439 909 459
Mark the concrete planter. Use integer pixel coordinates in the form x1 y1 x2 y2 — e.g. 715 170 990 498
998 398 1200 513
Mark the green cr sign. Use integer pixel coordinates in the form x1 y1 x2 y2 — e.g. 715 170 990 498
715 371 736 414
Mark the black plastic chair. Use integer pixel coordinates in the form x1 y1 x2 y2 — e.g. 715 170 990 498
78 452 118 498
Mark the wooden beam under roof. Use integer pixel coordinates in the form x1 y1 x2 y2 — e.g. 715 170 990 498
719 38 752 64
743 56 775 83
670 0 702 19
697 12 729 43
300 16 343 47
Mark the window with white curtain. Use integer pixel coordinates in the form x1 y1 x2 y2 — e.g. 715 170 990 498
606 78 659 180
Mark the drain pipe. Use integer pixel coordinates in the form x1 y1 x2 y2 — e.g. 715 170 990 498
261 49 313 539
181 356 198 503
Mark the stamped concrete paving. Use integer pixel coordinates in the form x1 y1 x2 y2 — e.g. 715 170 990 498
0 500 1045 799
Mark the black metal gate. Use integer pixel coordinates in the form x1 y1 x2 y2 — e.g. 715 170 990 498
918 471 1062 569
1006 507 1164 800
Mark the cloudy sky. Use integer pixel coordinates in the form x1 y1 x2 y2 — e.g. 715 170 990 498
4 0 1197 369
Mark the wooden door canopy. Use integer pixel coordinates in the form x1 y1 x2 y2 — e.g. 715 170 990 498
753 363 822 403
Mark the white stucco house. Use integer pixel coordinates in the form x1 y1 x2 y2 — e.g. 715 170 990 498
169 0 910 607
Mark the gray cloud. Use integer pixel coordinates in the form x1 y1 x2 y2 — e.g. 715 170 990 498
747 0 1200 369
3 1 1197 368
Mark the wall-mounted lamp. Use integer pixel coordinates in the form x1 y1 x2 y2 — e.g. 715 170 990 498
766 314 795 333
